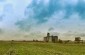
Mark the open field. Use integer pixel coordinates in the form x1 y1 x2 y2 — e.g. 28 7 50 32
0 41 85 55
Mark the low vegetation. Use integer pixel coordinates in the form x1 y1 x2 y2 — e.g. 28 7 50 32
0 41 85 55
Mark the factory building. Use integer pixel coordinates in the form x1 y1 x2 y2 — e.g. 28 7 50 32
44 33 58 43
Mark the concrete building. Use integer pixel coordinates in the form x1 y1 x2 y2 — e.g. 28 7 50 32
44 33 58 43
75 37 83 43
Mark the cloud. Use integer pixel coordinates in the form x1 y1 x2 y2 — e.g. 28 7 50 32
15 0 85 39
15 18 38 32
75 1 85 19
63 0 85 19
0 0 85 40
16 0 63 31
24 0 80 21
23 0 84 22
25 0 62 23
48 27 54 31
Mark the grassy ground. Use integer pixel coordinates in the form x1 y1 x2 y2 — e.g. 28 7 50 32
0 41 85 55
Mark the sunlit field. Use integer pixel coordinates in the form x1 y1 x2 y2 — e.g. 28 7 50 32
0 41 85 55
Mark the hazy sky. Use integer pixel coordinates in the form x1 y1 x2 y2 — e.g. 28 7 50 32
0 0 85 40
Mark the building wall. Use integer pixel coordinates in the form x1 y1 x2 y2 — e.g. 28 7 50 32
52 36 58 43
48 36 52 42
44 37 48 42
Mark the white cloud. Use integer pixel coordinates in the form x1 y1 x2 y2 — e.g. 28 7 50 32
60 0 78 7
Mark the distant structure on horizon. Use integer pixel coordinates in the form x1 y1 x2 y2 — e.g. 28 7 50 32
44 33 58 43
75 37 83 43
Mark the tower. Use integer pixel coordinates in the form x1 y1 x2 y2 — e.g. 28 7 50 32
47 33 52 42
47 33 50 37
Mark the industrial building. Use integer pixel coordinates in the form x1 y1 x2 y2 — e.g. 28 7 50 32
44 33 58 43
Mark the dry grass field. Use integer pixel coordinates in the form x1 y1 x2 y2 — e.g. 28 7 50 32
0 41 85 55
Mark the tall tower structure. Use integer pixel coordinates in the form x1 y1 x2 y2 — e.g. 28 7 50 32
47 33 50 37
47 33 52 42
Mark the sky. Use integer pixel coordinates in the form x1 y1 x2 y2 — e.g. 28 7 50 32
0 0 85 40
